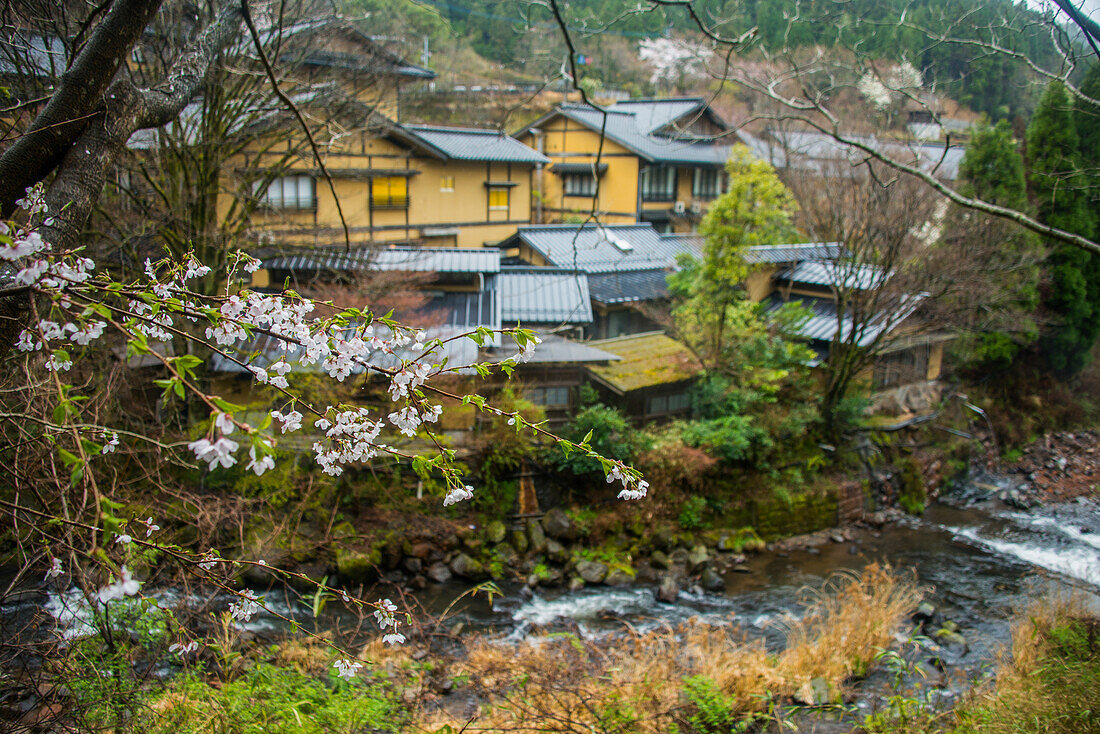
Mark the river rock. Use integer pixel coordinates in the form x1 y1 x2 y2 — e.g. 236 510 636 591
546 539 568 563
701 567 725 591
652 526 675 550
408 542 434 560
716 534 738 552
511 530 529 554
568 576 585 592
484 520 507 544
542 508 577 540
450 553 485 579
426 562 452 584
576 560 608 584
527 519 547 554
688 545 709 571
912 602 936 623
650 550 671 569
604 567 633 586
669 548 690 567
403 557 423 575
336 549 379 583
657 574 679 602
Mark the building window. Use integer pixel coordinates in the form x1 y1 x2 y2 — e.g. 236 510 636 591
640 166 676 202
693 168 721 199
488 187 510 210
256 175 315 210
646 391 690 416
526 386 571 408
371 176 408 208
563 173 597 197
440 176 455 192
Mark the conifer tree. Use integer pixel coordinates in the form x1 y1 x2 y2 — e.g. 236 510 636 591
954 120 1041 367
1027 80 1099 374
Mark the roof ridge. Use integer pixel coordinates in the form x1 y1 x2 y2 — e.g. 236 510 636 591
613 97 704 104
404 123 509 135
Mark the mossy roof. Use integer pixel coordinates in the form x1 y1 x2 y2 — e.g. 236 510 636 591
585 332 700 394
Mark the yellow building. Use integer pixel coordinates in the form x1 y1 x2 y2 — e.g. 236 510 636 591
235 121 548 252
517 98 732 233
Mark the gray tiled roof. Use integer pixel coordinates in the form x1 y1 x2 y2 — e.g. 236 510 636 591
500 224 694 272
610 98 708 133
588 269 673 305
488 333 620 364
402 125 549 164
541 103 732 166
0 33 65 77
430 289 500 330
499 268 593 324
757 129 965 180
657 234 842 265
264 246 501 274
763 293 922 347
776 260 885 290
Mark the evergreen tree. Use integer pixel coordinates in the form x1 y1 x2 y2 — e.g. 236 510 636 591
1027 80 1099 374
953 120 1041 367
669 144 799 369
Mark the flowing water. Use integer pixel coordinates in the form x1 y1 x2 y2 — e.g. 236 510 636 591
15 474 1100 725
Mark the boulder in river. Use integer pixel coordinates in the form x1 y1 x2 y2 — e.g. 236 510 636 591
688 545 709 571
657 574 680 602
650 550 671 569
426 562 453 584
576 560 608 584
701 567 725 591
484 520 507 545
545 539 569 563
604 567 633 586
542 508 577 540
450 553 485 579
527 519 548 553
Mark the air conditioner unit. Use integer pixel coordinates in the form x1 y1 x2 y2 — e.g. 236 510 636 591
673 201 686 215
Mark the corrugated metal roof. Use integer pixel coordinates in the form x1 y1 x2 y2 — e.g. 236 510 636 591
763 293 922 347
402 125 549 164
610 98 708 133
209 324 480 376
586 332 700 393
549 103 732 165
499 268 593 324
0 33 65 77
429 289 499 330
488 333 619 364
500 224 695 272
264 246 501 274
657 234 842 265
588 269 673 305
758 129 965 180
776 260 885 290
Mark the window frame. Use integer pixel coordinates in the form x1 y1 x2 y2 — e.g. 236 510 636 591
370 176 409 209
440 175 455 192
692 168 721 199
562 172 597 197
487 186 510 211
255 175 316 211
640 165 676 202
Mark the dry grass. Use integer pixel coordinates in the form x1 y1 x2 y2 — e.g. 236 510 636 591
417 564 922 733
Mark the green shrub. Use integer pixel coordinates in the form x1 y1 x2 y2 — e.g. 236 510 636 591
142 663 403 734
678 496 709 530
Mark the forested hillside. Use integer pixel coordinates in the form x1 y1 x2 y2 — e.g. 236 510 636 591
353 0 1064 119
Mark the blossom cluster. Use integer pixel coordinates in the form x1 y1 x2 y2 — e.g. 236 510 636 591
96 566 141 603
373 598 406 646
605 463 650 501
229 589 261 622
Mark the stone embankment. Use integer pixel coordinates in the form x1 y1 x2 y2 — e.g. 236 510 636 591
328 489 861 599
